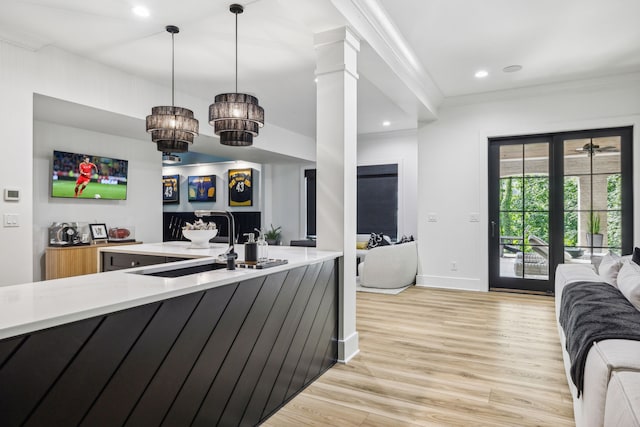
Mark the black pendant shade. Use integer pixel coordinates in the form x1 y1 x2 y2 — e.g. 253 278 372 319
146 25 199 153
208 4 264 147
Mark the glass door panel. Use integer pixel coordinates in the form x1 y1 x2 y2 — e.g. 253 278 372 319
563 136 623 259
492 141 550 290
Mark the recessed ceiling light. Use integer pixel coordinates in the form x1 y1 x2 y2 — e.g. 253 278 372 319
503 64 523 73
474 70 489 78
132 6 150 17
382 121 391 127
314 77 318 83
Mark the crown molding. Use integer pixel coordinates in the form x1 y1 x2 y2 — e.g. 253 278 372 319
330 0 442 120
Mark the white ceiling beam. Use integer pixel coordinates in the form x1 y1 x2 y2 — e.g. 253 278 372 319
331 0 443 121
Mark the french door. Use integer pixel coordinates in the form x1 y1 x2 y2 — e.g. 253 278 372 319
488 127 633 293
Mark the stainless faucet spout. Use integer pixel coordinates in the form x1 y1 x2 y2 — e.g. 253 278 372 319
194 210 236 255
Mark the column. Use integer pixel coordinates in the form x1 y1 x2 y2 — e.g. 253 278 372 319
314 27 360 363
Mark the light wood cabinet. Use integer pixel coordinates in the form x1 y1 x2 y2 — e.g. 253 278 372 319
45 242 141 280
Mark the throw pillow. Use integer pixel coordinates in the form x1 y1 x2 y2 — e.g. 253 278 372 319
356 241 368 250
633 247 640 266
617 260 640 311
396 235 415 244
367 233 391 249
598 252 623 287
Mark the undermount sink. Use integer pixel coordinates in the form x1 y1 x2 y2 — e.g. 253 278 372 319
135 260 228 278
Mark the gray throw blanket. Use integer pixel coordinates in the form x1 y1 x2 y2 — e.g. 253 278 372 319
559 281 640 397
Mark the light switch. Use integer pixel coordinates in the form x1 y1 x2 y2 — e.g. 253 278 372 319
427 213 438 222
470 213 480 222
3 214 19 227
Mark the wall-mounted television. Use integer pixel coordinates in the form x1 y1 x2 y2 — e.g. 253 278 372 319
51 150 128 200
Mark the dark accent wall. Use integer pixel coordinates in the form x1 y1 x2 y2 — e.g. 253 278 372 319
0 259 338 427
163 211 262 243
305 164 400 239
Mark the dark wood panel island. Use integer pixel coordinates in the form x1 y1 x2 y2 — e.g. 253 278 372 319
0 243 342 426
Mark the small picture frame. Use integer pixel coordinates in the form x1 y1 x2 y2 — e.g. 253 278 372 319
89 223 108 240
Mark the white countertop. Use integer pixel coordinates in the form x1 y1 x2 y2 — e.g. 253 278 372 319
0 242 341 340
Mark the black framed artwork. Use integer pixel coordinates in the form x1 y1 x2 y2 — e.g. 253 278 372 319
162 175 180 203
188 175 216 202
228 168 253 207
89 223 108 240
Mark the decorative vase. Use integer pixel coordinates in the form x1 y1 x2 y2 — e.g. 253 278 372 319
586 233 603 248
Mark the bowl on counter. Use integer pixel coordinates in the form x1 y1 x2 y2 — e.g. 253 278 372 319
565 247 585 258
182 229 218 249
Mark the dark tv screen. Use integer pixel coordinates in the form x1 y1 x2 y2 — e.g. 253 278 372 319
52 150 128 200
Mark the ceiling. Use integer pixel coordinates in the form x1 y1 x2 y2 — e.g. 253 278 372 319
6 0 640 162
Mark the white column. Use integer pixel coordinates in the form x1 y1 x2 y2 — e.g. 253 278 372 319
314 27 360 363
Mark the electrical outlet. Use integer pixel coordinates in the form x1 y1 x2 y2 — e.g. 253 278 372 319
427 213 438 222
470 213 480 222
450 261 457 271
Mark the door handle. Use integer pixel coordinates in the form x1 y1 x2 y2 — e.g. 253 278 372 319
491 221 496 238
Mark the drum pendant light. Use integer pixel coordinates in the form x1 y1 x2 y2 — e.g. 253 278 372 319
146 25 199 153
209 4 264 147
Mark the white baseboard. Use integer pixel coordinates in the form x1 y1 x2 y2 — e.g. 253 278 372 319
337 331 359 363
416 274 486 292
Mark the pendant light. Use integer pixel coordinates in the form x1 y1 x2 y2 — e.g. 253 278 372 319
209 4 264 146
146 25 199 153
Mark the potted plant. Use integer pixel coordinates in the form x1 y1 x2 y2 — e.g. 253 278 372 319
586 213 603 248
264 224 282 246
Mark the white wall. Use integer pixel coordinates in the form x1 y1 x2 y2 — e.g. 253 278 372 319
0 42 36 286
33 121 163 280
358 129 418 238
162 161 263 215
417 73 640 291
267 163 313 244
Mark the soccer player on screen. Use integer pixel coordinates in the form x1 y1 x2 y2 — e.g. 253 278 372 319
74 156 97 197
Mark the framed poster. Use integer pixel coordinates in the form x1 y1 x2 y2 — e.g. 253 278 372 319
162 175 180 203
188 175 216 202
228 168 253 207
89 223 108 240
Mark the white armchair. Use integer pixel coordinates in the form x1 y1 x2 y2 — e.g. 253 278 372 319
358 241 417 289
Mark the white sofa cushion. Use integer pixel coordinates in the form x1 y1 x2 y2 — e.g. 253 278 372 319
618 260 640 311
598 252 623 287
583 340 640 427
604 371 640 427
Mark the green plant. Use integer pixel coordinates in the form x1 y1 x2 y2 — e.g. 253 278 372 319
264 224 282 241
587 213 601 235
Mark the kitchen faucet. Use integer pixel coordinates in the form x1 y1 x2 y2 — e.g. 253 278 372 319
194 210 237 260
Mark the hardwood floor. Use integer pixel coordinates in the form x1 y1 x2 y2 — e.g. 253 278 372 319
264 287 575 426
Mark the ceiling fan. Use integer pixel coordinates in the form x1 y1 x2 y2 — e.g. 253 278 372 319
575 142 619 156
